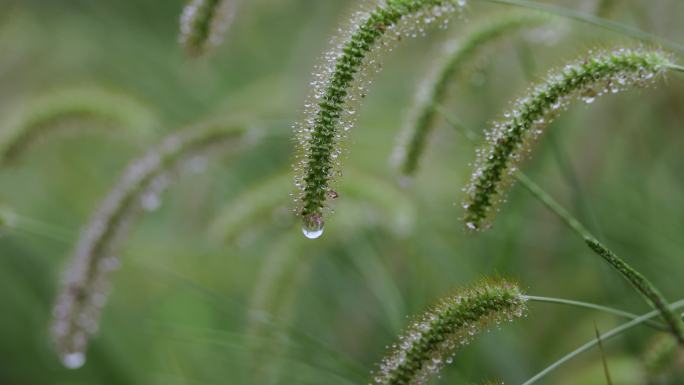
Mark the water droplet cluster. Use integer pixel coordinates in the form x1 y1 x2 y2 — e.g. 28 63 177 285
179 0 237 57
371 278 526 385
393 13 550 176
294 0 468 238
463 48 670 230
51 123 247 368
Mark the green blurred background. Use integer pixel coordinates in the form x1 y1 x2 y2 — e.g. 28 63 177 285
1 0 684 384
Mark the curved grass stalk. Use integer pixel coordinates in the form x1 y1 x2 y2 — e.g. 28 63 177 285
295 0 468 238
0 87 158 166
179 0 237 57
521 299 684 385
394 13 551 176
50 121 253 369
372 278 526 385
524 295 667 331
464 47 674 230
211 169 415 242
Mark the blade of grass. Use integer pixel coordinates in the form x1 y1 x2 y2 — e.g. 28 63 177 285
524 296 668 331
594 322 614 385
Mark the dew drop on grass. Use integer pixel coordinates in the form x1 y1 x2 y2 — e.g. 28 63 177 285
61 352 85 369
301 213 324 239
302 224 324 239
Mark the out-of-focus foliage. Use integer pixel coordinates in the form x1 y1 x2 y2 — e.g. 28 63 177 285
2 1 684 384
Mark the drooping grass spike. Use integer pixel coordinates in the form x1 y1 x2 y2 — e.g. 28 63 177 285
463 47 677 230
372 278 526 385
393 13 550 176
295 0 469 238
50 121 254 369
0 87 158 166
179 0 237 57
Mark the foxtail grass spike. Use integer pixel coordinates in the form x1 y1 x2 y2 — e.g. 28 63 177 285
0 87 158 166
295 0 468 238
372 278 526 385
463 47 673 230
50 121 252 369
393 13 550 176
179 0 237 57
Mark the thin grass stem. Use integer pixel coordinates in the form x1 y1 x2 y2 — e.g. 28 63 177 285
524 295 668 331
521 299 684 385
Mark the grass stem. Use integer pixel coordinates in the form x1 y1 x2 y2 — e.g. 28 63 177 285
521 299 684 385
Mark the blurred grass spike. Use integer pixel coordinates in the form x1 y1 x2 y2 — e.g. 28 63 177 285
50 120 255 369
371 278 526 385
0 86 158 166
179 0 237 57
393 12 551 177
294 0 469 238
463 47 675 231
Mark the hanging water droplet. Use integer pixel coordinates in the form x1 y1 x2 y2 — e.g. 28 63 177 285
61 352 86 369
301 214 324 239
